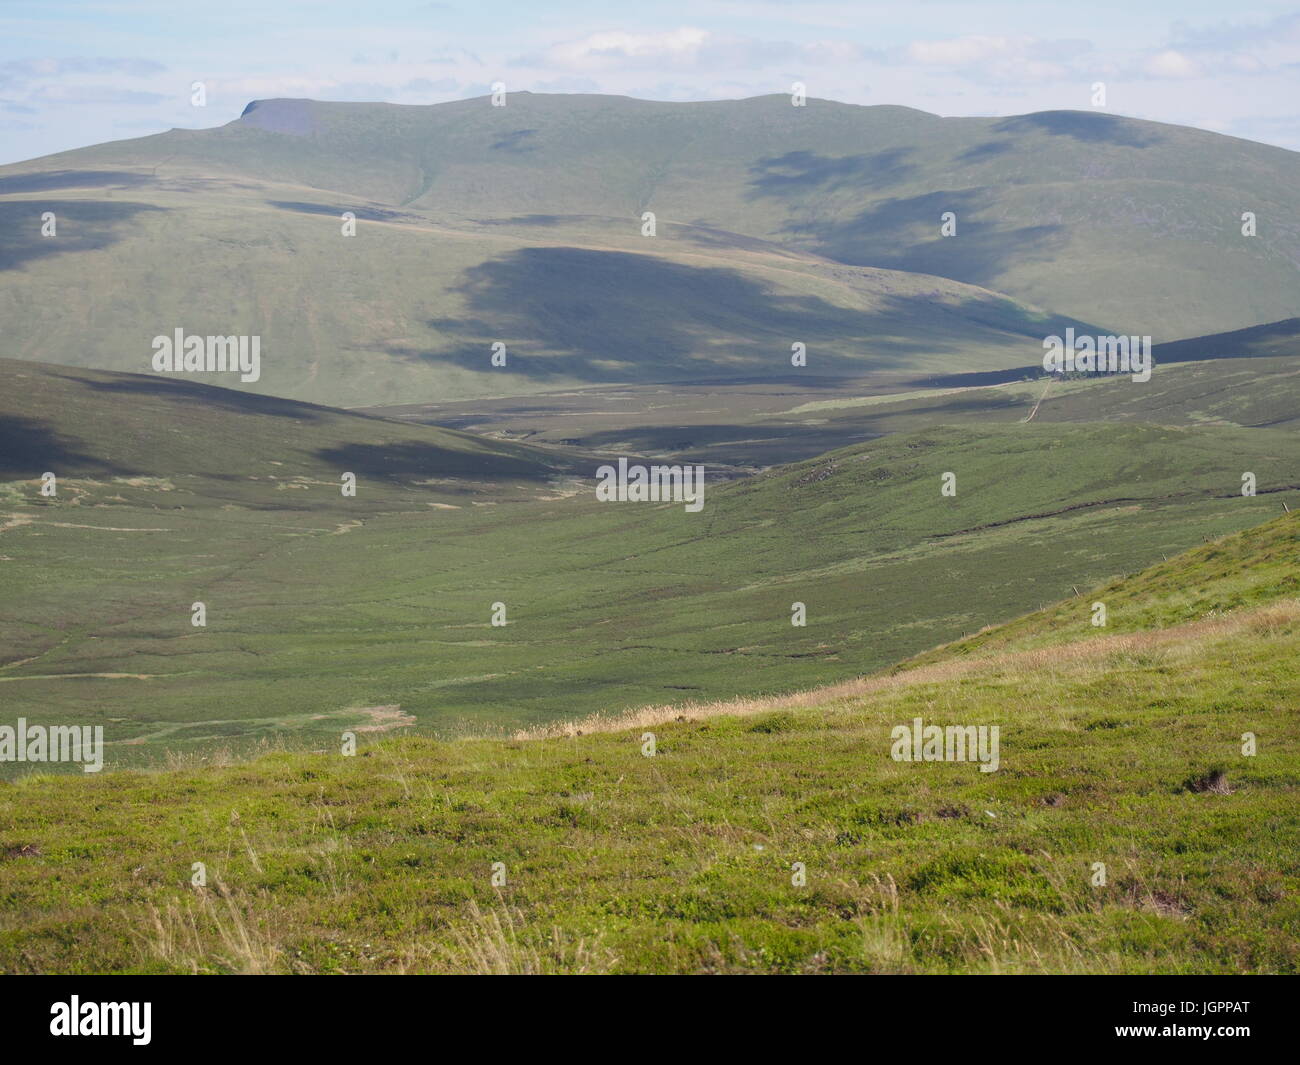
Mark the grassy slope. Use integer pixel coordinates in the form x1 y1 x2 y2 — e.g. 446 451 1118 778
0 160 1082 409
7 93 1299 342
0 358 582 489
1151 317 1300 364
904 502 1300 662
1 512 1295 974
4 96 1300 408
2 357 1298 766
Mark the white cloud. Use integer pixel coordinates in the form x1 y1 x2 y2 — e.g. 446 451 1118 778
0 56 166 94
1144 49 1202 79
539 27 712 68
906 35 1024 67
1170 13 1300 51
513 27 874 73
402 76 459 93
532 76 602 93
29 85 168 106
895 34 1087 84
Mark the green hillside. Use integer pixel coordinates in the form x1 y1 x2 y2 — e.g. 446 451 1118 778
2 358 1296 770
1152 317 1300 365
0 151 1085 410
0 357 584 503
2 94 1298 406
906 507 1300 663
2 511 1295 974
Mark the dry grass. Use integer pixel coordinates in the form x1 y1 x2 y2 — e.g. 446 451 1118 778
402 900 616 975
141 880 287 974
511 598 1300 741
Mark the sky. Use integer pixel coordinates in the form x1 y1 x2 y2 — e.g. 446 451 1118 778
2 0 1299 164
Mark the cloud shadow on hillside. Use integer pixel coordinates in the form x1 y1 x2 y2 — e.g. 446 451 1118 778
0 171 154 194
65 371 328 421
747 148 917 198
565 422 883 467
313 441 554 485
992 112 1161 148
955 140 1015 164
268 200 419 223
491 129 538 153
777 187 1069 291
0 414 137 479
0 200 165 272
382 246 1004 384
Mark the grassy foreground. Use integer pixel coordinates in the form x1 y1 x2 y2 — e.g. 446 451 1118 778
1 513 1296 974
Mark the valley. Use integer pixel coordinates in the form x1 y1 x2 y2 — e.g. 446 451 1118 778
1 84 1297 978
1 356 1296 773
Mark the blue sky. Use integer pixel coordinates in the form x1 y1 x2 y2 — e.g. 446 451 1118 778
3 1 1299 163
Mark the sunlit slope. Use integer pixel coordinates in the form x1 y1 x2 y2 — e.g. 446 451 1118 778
0 162 1084 407
7 92 1298 341
1 513 1296 973
3 366 1296 767
903 507 1300 665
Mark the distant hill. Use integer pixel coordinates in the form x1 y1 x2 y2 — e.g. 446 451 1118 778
1152 317 1300 363
2 93 1297 405
0 357 582 505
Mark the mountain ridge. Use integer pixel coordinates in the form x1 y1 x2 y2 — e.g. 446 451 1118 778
3 92 1298 412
